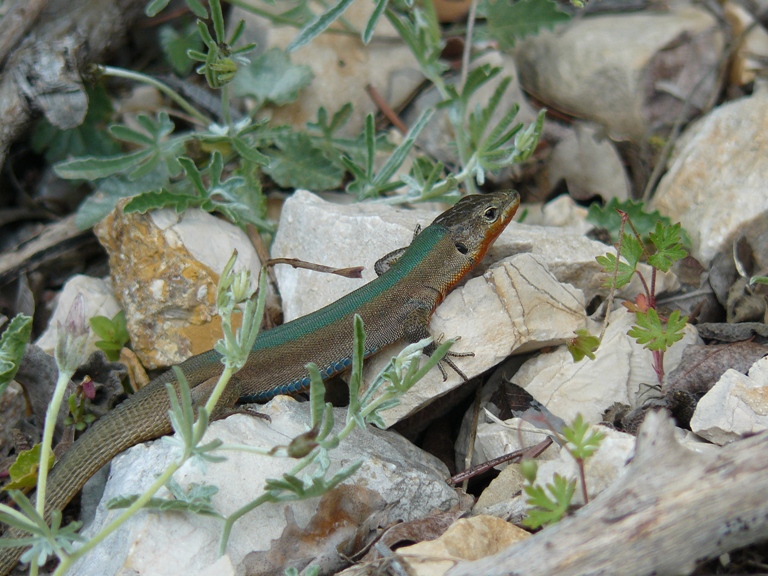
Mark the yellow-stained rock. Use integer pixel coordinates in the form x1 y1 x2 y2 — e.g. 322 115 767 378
95 204 261 369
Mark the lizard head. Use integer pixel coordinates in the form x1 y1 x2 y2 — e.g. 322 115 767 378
432 190 520 266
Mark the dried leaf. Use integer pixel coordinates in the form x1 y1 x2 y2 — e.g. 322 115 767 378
369 508 467 559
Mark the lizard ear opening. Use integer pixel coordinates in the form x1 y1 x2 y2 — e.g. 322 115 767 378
455 242 469 254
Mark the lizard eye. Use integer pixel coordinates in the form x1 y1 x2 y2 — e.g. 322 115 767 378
484 207 499 222
455 242 468 254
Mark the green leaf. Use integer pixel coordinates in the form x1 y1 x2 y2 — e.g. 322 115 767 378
233 48 313 106
287 0 357 52
210 0 226 42
74 168 170 229
363 0 389 44
231 136 270 166
628 308 688 352
55 149 153 180
586 198 689 244
159 23 203 76
0 315 32 396
264 132 344 190
56 112 185 181
89 311 129 361
3 444 53 491
123 188 202 214
567 329 600 362
595 233 643 288
523 473 575 529
561 414 604 460
484 0 570 50
648 221 687 272
108 480 223 517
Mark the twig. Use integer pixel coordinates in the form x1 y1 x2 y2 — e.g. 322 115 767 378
265 257 363 279
462 385 484 492
449 438 553 485
365 83 407 134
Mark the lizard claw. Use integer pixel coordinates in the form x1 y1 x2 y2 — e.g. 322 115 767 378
439 356 469 381
433 334 473 381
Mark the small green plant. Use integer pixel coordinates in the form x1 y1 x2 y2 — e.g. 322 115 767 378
44 0 555 231
595 212 688 382
90 311 129 361
569 203 689 384
0 295 89 574
522 414 604 529
63 379 98 432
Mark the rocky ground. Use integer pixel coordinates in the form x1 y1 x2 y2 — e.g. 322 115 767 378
2 0 768 575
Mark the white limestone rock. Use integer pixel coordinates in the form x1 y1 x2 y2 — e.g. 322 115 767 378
651 84 768 267
691 356 768 445
514 6 723 141
545 122 630 202
513 308 701 424
229 2 423 137
68 396 458 576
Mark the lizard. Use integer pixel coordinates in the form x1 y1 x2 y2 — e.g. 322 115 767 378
0 189 520 574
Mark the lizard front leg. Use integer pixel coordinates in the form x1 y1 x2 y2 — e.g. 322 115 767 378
401 298 472 381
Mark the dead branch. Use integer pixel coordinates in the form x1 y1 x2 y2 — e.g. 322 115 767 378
446 411 768 576
0 0 146 171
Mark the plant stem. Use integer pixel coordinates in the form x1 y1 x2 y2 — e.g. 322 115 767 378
100 66 214 126
220 84 233 135
32 368 75 576
203 365 234 416
35 370 73 519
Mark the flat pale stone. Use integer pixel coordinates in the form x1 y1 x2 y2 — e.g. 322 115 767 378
514 7 722 141
533 425 636 506
475 464 527 514
651 85 768 267
691 356 768 445
36 274 121 357
513 308 701 424
546 122 630 201
94 205 263 369
69 396 458 576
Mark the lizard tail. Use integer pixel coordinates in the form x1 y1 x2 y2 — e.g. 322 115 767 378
0 379 175 575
